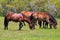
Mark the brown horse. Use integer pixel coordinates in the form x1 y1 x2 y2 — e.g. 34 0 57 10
21 11 33 17
21 11 48 28
21 11 37 28
4 12 34 30
37 12 57 29
21 11 57 29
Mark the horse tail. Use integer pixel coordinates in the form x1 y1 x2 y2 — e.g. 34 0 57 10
4 16 8 30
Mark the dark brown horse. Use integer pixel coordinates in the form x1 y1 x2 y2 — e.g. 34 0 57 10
4 12 34 30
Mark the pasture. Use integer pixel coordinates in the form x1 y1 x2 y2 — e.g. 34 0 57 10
0 16 60 40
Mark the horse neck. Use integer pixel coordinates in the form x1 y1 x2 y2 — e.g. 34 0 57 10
22 14 32 24
47 12 57 24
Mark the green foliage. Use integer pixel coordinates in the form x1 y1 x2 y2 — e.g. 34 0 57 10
0 0 60 17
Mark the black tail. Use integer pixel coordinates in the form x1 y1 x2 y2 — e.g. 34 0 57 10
4 16 8 30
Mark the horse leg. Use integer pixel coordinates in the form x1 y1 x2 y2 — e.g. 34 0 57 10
4 17 9 30
49 24 52 29
33 22 35 29
19 22 23 30
23 21 26 26
45 22 48 28
4 21 9 30
48 21 52 29
38 20 42 28
34 19 37 27
43 21 45 28
46 18 52 29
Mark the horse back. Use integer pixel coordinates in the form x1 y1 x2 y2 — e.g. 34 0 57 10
21 11 33 17
37 12 47 19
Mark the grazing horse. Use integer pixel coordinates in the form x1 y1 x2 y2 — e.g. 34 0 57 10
21 11 37 28
21 11 49 28
4 12 34 30
21 11 57 29
37 12 57 29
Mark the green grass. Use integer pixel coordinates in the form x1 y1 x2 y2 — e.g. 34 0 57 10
0 16 60 40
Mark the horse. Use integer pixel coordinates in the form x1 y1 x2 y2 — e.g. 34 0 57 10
37 12 57 29
21 11 37 28
4 12 34 30
46 12 57 29
21 11 49 29
21 11 57 29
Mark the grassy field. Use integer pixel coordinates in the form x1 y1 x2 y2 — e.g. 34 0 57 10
0 16 60 40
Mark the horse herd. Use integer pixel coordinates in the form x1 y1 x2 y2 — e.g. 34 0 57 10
4 11 57 30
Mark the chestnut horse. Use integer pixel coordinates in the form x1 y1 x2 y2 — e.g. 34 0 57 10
21 11 57 29
21 11 34 20
21 11 49 28
21 11 37 28
37 12 57 29
4 12 34 30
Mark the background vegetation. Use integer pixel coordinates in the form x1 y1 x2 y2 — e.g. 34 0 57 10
0 0 60 17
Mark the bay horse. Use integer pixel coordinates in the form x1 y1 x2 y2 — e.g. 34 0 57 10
37 12 57 29
4 12 34 30
21 11 57 29
21 11 37 28
21 11 49 29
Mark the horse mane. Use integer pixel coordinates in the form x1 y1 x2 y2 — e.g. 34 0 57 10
46 12 57 24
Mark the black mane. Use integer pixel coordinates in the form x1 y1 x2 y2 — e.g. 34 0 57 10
46 12 57 23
